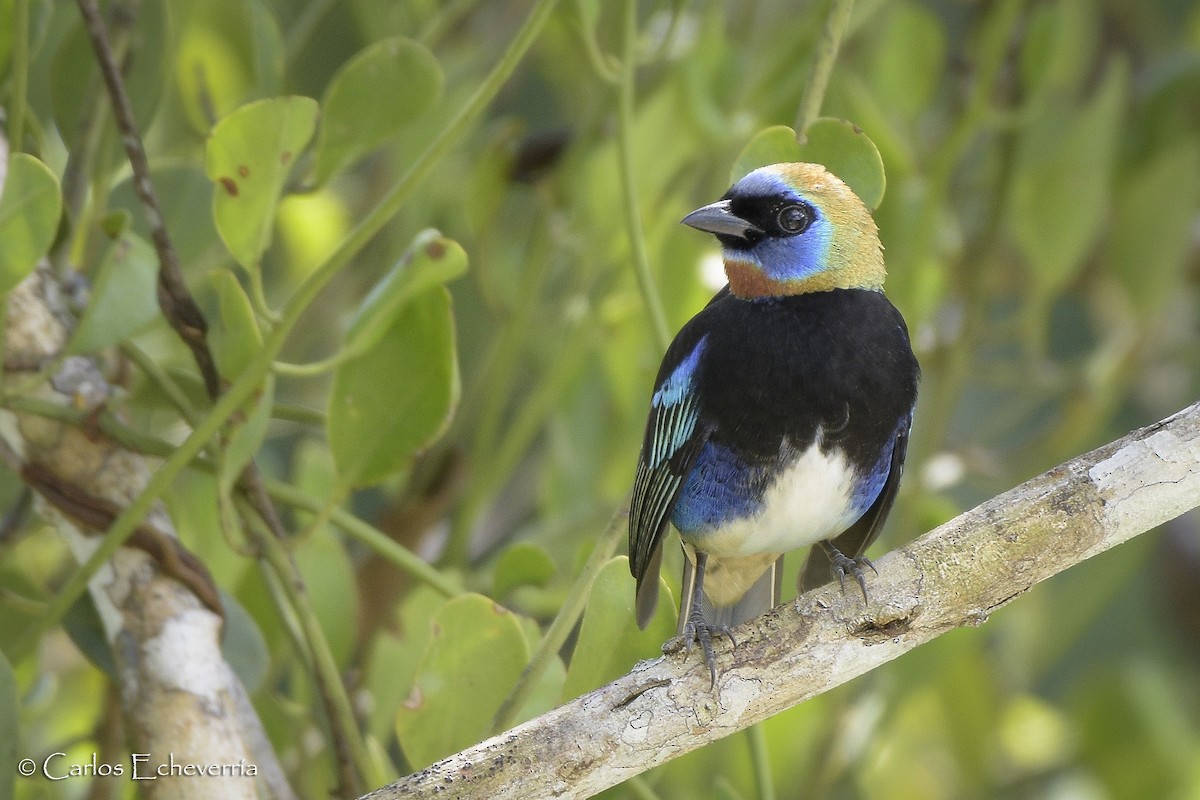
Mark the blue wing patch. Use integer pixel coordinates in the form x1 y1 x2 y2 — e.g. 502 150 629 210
629 335 711 625
645 338 707 467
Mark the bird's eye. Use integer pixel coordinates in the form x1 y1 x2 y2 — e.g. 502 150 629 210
776 204 812 235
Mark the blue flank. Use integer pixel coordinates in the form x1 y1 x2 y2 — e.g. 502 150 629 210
850 437 895 515
672 432 901 542
672 441 770 533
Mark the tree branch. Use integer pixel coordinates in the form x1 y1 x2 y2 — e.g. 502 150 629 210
362 400 1200 800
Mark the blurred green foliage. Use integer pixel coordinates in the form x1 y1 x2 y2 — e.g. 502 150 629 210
1 1 1199 799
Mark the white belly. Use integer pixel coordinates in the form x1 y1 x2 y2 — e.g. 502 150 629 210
686 444 861 558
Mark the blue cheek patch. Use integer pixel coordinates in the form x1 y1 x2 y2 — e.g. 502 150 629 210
757 217 834 283
671 441 769 533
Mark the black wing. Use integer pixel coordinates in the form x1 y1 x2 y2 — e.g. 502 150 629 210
629 335 713 628
797 416 912 594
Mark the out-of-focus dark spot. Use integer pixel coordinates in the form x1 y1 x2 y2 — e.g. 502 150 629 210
509 128 573 184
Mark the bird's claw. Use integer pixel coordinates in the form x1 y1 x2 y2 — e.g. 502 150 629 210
830 552 877 603
669 609 736 688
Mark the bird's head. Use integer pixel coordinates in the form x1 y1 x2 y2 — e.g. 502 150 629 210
682 162 885 300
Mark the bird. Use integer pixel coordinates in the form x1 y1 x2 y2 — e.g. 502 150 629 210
628 162 920 685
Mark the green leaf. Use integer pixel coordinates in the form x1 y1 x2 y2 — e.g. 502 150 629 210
329 286 460 487
173 0 283 133
513 619 567 724
1010 60 1127 295
51 2 168 139
0 153 61 291
561 557 677 700
344 230 468 358
730 125 804 184
206 96 319 273
1019 0 1097 100
110 165 218 269
368 586 445 740
395 594 528 769
1106 141 1200 316
220 590 270 694
62 593 116 677
366 634 413 742
493 542 556 599
66 216 159 354
219 374 274 494
797 118 887 210
290 439 337 528
294 527 359 668
0 650 16 800
731 120 887 210
205 268 262 380
315 37 443 185
164 470 250 589
869 2 946 119
203 270 271 488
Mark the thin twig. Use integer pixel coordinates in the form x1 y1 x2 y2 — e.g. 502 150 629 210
75 0 222 399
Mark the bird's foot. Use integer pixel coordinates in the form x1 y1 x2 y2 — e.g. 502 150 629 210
665 608 736 688
828 548 878 603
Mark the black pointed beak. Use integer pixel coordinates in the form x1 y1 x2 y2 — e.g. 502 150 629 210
681 200 763 240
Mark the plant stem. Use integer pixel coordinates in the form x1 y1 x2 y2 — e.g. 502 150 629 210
2 394 183 461
616 0 670 351
9 0 30 152
240 497 377 797
271 401 326 427
418 0 483 48
447 314 588 564
283 0 339 69
747 723 776 800
121 342 202 426
272 353 351 378
491 505 626 732
265 478 463 598
793 0 856 138
576 0 620 84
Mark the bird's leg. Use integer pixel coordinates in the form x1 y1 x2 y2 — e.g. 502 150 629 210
673 552 737 687
818 540 878 603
